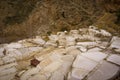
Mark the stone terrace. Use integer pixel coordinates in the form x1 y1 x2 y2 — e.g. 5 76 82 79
0 26 120 80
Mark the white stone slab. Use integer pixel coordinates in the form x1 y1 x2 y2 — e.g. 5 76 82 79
61 55 74 75
107 54 120 65
28 47 43 52
68 49 81 57
18 48 30 54
0 58 3 65
0 48 4 57
0 62 17 72
66 36 76 46
66 46 81 56
59 61 73 75
0 67 17 76
73 55 97 71
32 38 46 45
2 49 23 63
87 47 102 52
52 48 67 55
2 56 16 63
44 40 57 47
110 36 120 49
42 60 63 73
28 74 47 80
8 49 23 60
75 45 87 52
66 46 77 52
58 38 66 46
70 68 89 80
6 43 23 49
57 32 66 36
81 51 107 62
100 29 111 36
20 67 40 80
0 73 16 80
76 42 97 47
62 55 74 62
114 48 120 53
49 70 64 80
18 48 35 58
70 30 79 34
50 53 62 61
87 61 119 80
48 34 58 41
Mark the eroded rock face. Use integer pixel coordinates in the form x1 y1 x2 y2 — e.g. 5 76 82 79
0 26 120 80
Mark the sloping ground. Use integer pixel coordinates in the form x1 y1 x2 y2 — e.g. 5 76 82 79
0 26 120 80
0 0 120 43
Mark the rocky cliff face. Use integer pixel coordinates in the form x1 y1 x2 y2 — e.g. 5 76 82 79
0 0 120 43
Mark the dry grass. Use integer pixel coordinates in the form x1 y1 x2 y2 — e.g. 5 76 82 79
95 13 120 36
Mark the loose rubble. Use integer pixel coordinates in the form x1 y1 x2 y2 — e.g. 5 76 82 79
0 26 119 80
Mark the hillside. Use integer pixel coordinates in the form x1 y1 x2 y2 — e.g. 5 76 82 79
0 0 120 43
